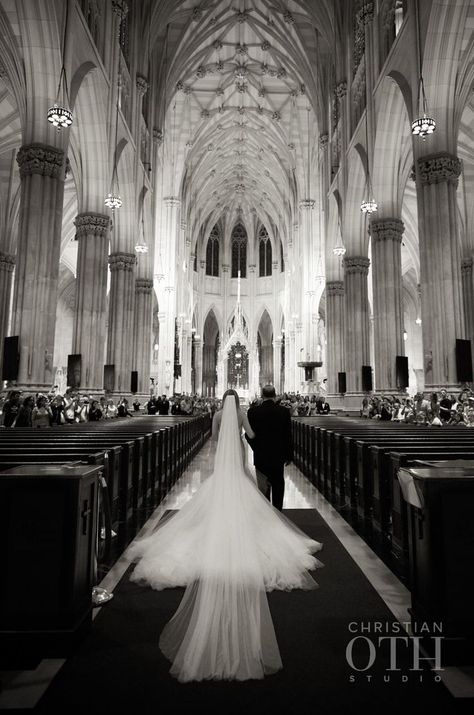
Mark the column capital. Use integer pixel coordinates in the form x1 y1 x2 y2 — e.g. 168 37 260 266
222 264 230 273
343 256 370 275
249 264 256 273
135 278 154 294
74 212 110 239
319 133 329 148
326 280 344 295
163 196 180 207
461 257 473 275
108 252 136 271
356 2 374 25
417 152 462 186
335 80 347 99
153 128 163 144
112 0 128 19
17 143 64 180
136 74 149 95
370 217 404 243
299 198 315 210
200 259 206 269
0 251 15 273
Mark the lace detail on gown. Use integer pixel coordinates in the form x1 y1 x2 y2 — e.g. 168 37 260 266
128 396 323 681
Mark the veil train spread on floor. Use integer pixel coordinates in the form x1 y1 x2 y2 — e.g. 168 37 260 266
128 395 323 682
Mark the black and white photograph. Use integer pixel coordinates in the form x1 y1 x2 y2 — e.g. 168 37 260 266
0 1 474 712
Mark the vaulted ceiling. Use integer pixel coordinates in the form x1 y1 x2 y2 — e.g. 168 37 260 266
150 0 332 241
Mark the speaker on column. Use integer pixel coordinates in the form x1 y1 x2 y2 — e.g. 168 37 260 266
456 339 473 383
103 364 115 392
67 354 82 389
130 371 138 394
361 365 373 392
174 363 181 379
337 371 346 394
2 336 20 381
396 355 409 389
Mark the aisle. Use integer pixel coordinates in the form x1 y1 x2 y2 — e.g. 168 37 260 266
1 440 472 712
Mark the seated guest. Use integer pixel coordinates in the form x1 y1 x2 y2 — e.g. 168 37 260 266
132 399 141 412
2 390 21 427
105 398 118 418
50 395 66 425
414 392 430 425
158 395 170 415
88 400 103 421
147 397 158 415
360 397 370 418
117 398 133 417
13 395 35 427
380 398 393 421
32 394 53 428
448 404 465 425
439 389 453 422
316 396 330 414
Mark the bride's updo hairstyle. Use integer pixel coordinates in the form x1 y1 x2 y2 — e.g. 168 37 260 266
222 389 240 409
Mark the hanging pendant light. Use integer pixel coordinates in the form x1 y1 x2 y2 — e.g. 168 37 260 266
47 4 73 129
105 75 122 210
412 0 436 139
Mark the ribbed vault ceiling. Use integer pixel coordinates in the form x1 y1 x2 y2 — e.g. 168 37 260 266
151 0 331 239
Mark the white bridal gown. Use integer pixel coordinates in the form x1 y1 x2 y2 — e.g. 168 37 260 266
128 395 323 682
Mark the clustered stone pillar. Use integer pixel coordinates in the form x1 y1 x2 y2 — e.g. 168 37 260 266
0 252 15 375
193 337 203 394
370 218 404 392
73 213 110 390
133 278 153 394
461 258 474 355
416 153 465 389
343 256 370 393
107 252 137 393
13 143 65 389
326 281 345 395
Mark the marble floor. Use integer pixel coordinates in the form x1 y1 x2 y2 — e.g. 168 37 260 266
1 439 473 708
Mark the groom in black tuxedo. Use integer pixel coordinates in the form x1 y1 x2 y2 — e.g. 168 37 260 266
246 384 293 511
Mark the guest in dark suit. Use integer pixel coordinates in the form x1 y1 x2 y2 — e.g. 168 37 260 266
246 384 293 511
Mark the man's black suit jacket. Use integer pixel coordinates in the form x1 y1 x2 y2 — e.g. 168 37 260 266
246 400 293 474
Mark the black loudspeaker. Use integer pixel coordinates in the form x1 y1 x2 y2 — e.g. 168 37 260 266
338 371 346 394
67 354 82 388
362 365 373 392
396 355 409 389
2 336 20 381
103 365 115 392
130 371 138 394
456 339 473 383
174 363 181 378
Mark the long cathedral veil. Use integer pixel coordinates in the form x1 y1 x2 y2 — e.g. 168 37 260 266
158 395 282 681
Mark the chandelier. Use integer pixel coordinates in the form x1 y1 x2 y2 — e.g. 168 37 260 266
360 196 378 214
412 0 436 139
47 4 72 129
105 76 122 210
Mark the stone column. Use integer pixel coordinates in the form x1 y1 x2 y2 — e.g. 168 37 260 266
461 258 474 354
343 256 370 393
370 218 404 392
194 337 203 394
0 252 15 376
273 336 282 393
13 143 65 390
156 197 179 395
72 213 110 390
326 281 345 395
107 252 136 393
416 153 465 389
133 278 153 394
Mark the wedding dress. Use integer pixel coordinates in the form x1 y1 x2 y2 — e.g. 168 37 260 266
128 395 323 682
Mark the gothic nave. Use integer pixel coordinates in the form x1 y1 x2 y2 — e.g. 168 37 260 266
1 1 474 712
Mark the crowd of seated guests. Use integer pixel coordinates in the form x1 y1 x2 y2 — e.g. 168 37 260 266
360 388 474 426
0 388 140 427
246 392 331 416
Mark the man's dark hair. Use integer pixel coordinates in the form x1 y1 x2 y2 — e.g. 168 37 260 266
262 384 276 399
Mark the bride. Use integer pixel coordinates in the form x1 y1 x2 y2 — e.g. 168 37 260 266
128 389 323 682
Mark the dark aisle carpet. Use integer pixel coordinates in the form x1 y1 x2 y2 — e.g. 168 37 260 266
36 509 468 715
